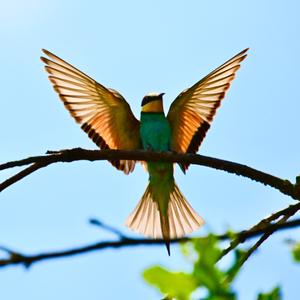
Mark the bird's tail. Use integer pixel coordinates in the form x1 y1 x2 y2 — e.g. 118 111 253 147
125 182 204 254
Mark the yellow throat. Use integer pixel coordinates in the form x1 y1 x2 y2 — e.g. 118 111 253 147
141 99 164 113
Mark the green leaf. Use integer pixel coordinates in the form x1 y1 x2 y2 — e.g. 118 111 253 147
292 243 300 262
257 286 282 300
225 248 248 283
193 234 235 300
225 229 238 240
204 295 235 300
143 266 197 300
192 236 228 294
180 241 197 262
193 235 221 264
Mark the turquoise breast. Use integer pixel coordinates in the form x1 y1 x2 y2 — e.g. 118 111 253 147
140 112 171 151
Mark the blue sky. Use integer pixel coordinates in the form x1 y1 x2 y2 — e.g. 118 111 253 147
1 0 299 299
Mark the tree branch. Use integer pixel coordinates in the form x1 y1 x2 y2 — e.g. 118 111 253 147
0 216 299 269
223 214 292 284
1 148 299 270
219 202 300 284
219 201 300 259
0 162 49 192
1 148 299 199
89 218 129 240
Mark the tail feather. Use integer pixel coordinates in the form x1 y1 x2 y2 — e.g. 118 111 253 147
125 185 162 238
125 182 204 241
160 215 171 255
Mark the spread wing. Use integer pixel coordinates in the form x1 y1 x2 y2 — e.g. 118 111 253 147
167 48 248 172
41 49 140 174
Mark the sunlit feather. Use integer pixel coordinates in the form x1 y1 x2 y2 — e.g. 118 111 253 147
167 48 248 171
41 50 140 174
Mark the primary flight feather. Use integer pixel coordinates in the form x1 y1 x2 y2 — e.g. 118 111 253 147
41 48 248 254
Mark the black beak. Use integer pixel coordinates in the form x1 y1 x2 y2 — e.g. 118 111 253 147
159 92 165 97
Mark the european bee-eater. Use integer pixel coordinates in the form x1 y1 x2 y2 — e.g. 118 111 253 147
41 48 248 254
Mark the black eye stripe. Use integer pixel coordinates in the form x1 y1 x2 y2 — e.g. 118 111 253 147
141 95 162 106
141 96 151 106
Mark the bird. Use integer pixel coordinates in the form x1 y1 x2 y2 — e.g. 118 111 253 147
41 48 248 254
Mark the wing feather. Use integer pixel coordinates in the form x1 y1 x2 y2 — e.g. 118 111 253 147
167 49 248 172
41 50 140 174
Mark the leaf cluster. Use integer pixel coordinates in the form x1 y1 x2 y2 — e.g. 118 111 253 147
143 235 284 300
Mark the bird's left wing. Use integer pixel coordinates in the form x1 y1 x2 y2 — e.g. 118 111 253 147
41 49 140 174
167 48 248 172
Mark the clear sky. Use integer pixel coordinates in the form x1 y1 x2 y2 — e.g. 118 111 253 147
1 0 299 299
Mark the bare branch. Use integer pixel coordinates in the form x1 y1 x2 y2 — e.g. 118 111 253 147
223 214 292 284
0 162 48 192
1 148 299 270
89 218 129 240
0 216 299 269
219 202 300 284
1 148 299 199
220 201 300 259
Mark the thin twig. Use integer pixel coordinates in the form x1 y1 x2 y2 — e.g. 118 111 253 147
1 148 299 199
0 162 48 192
224 214 292 284
219 202 300 285
89 218 129 239
219 202 300 259
0 217 299 269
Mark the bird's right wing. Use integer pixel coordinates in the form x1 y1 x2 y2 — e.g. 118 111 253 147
41 49 141 174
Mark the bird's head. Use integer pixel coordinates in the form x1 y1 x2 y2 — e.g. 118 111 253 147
141 92 165 113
